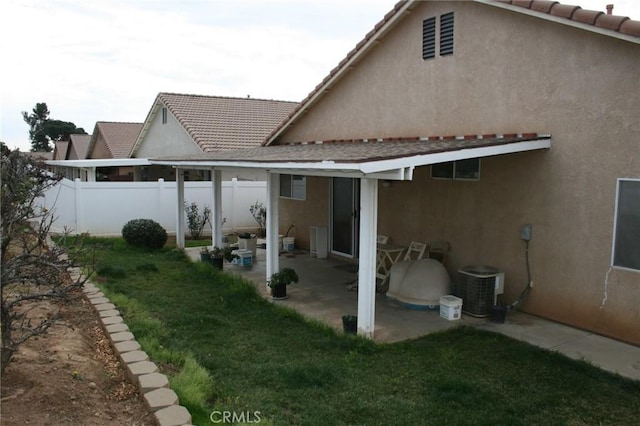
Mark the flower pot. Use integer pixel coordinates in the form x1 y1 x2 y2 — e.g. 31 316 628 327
271 284 287 300
490 305 507 323
209 257 224 270
342 315 357 334
200 253 210 263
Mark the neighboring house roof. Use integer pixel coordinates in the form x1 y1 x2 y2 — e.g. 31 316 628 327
53 141 70 160
88 122 143 159
68 134 92 159
131 93 298 156
24 151 54 161
265 0 640 146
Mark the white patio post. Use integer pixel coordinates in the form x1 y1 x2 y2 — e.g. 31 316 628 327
211 169 223 247
265 172 280 283
357 177 378 338
87 167 96 182
176 168 185 249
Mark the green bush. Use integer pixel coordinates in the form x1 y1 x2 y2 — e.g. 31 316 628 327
121 218 168 249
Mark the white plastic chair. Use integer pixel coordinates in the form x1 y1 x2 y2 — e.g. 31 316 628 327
377 235 389 244
403 241 427 261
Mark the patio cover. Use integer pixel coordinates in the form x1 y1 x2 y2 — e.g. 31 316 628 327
149 133 551 338
149 133 551 180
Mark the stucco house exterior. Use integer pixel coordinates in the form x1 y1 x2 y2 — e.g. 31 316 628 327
153 0 640 344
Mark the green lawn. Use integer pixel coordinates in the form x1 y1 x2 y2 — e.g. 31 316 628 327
79 238 640 425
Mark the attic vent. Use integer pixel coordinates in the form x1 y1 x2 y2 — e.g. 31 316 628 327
440 12 454 56
422 17 436 60
161 107 168 124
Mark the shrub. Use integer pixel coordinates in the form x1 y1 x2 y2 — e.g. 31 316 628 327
184 201 211 240
122 218 168 249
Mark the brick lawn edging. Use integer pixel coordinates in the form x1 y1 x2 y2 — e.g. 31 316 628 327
82 281 193 426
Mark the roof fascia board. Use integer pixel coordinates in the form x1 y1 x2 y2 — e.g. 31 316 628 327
265 0 415 145
130 96 162 157
46 158 151 168
475 0 640 45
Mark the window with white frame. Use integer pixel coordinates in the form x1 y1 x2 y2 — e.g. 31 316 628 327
431 158 480 180
280 174 306 200
161 107 168 124
612 178 640 271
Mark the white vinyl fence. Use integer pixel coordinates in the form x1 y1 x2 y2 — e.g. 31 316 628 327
40 178 266 236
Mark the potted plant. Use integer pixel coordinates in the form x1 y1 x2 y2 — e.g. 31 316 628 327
238 232 257 257
202 246 238 270
267 267 299 300
342 315 358 334
200 246 213 263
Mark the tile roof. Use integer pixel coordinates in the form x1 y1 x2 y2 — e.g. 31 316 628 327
134 93 298 155
154 133 548 164
264 0 640 146
68 134 92 159
90 122 143 159
24 151 54 161
500 1 640 36
53 141 69 160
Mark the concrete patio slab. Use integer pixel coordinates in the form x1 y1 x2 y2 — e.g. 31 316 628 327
185 246 640 381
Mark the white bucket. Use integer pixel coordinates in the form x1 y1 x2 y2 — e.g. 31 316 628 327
282 237 295 252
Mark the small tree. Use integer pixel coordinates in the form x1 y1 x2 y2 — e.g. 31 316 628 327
1 149 88 374
184 201 211 240
249 201 266 238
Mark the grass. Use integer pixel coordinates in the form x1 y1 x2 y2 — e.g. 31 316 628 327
77 237 640 425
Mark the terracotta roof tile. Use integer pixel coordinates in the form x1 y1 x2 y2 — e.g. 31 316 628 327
69 134 91 159
571 8 604 25
156 93 298 152
620 19 640 36
94 122 143 158
53 141 69 160
531 1 558 13
505 0 640 33
595 14 630 31
549 4 580 18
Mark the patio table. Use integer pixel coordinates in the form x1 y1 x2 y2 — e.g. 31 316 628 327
376 243 407 290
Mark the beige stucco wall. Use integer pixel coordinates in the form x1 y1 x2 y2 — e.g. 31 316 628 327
276 2 640 344
135 104 202 158
279 176 330 249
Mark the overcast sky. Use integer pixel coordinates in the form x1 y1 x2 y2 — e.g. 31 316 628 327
1 0 638 152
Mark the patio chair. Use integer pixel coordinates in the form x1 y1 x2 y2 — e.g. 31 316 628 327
427 240 450 265
377 235 389 244
403 241 428 261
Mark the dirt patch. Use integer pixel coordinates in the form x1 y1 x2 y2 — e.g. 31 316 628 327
1 291 154 425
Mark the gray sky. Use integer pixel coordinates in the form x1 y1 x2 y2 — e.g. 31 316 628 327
1 0 638 152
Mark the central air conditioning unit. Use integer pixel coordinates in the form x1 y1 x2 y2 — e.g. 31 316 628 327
455 266 505 317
